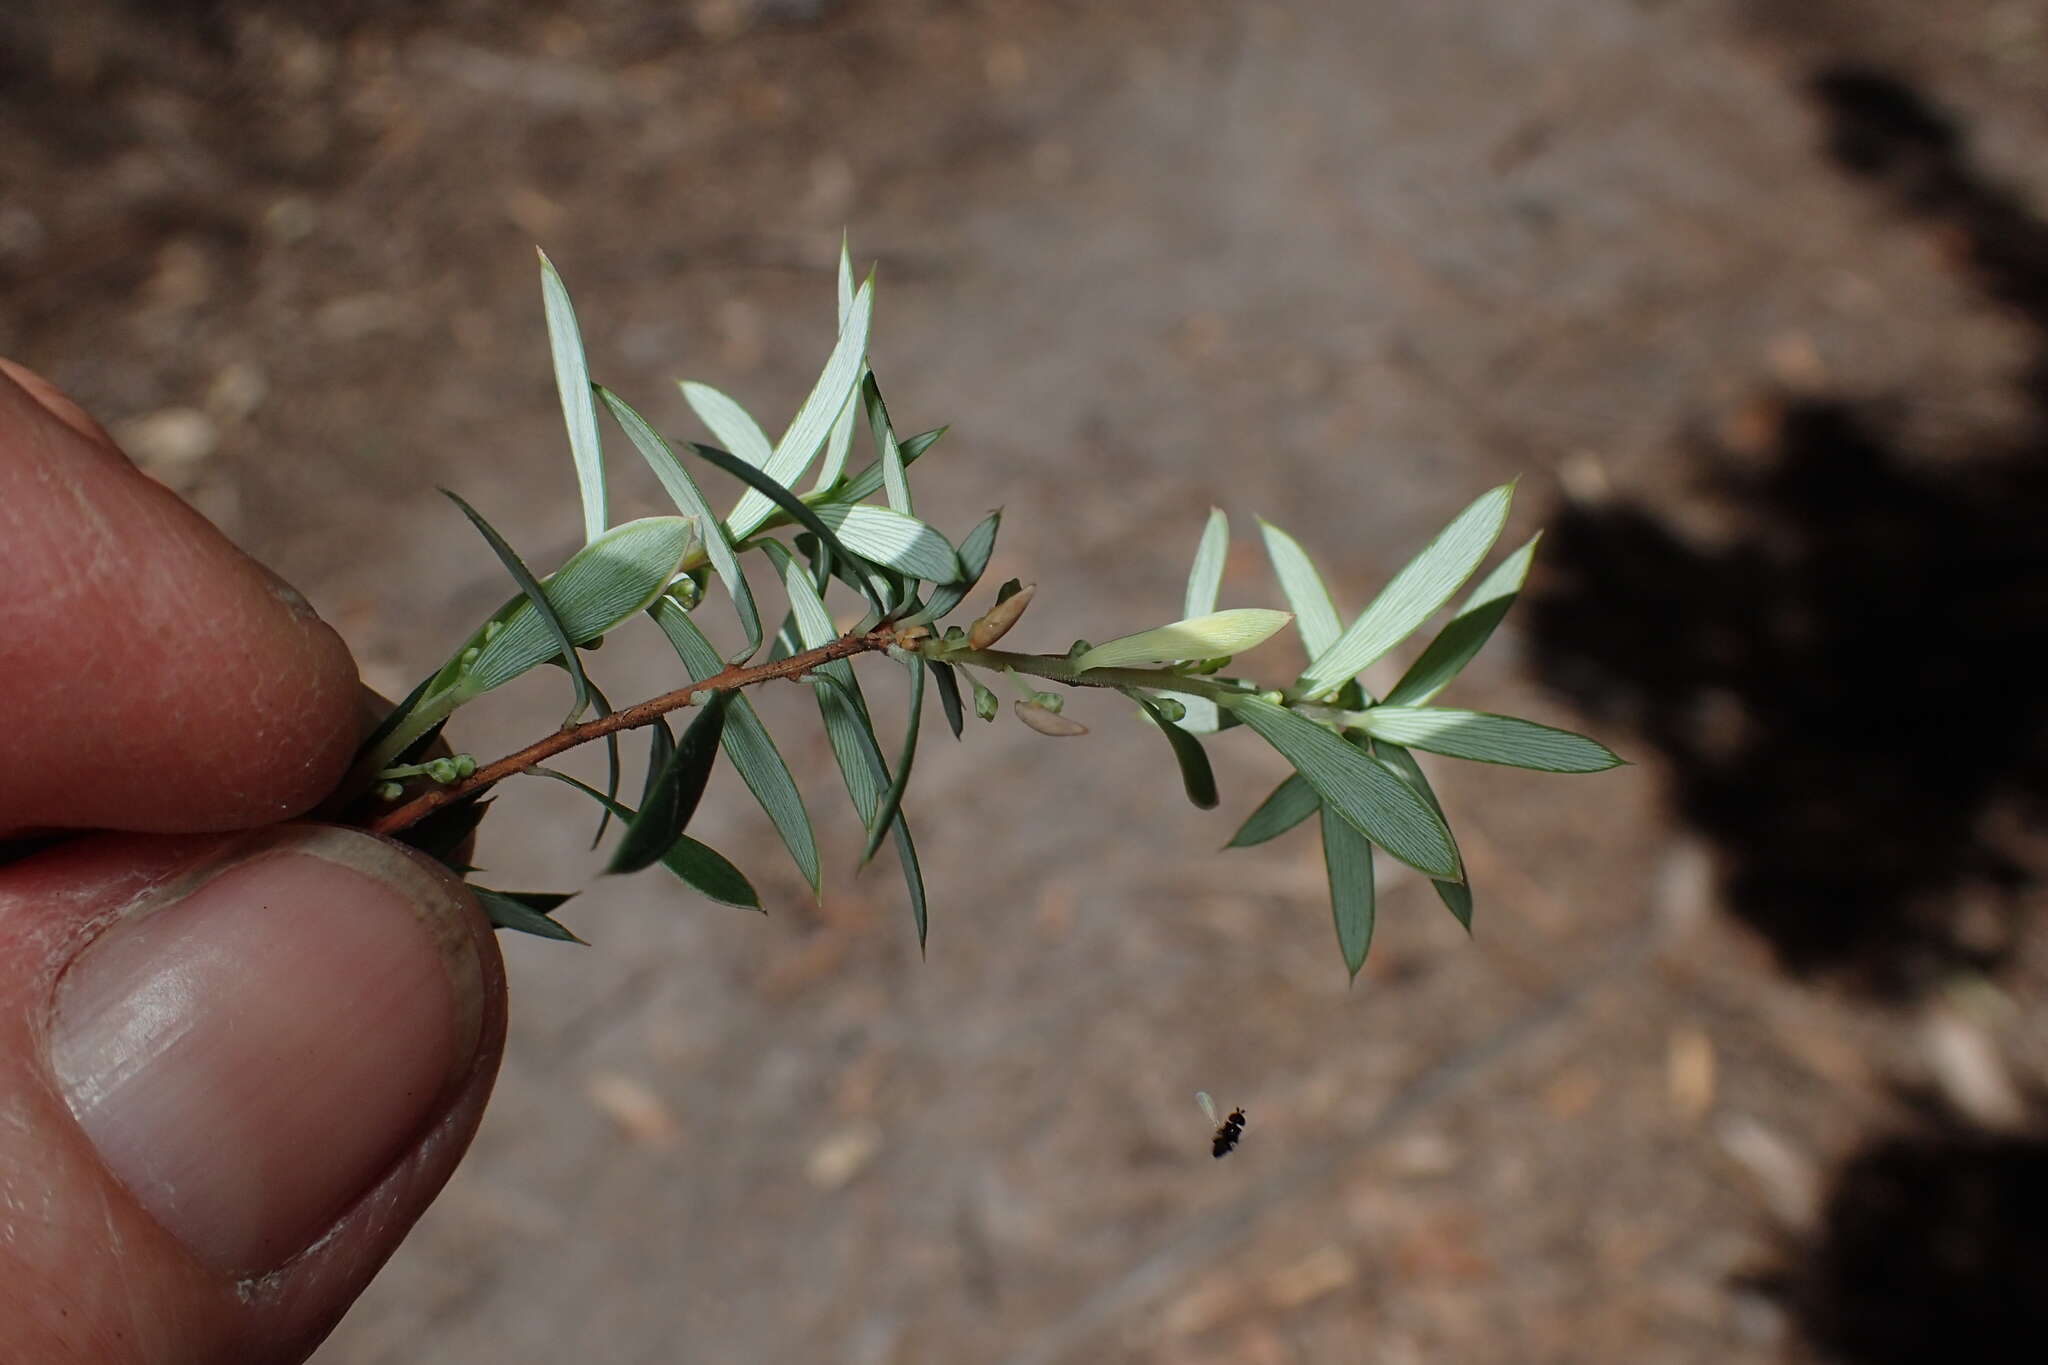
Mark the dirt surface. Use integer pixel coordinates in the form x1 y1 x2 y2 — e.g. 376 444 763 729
7 1 2048 1361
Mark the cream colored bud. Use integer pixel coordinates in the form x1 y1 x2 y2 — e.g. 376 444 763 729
1014 699 1088 737
968 582 1036 649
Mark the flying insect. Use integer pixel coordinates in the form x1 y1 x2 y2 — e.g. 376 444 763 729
1196 1091 1247 1158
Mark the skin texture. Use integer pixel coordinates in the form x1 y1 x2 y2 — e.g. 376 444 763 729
0 357 360 834
0 359 508 1363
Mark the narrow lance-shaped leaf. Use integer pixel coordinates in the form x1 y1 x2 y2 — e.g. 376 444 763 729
692 442 891 618
537 249 607 544
863 373 912 515
599 388 763 663
1384 534 1541 707
1184 508 1229 620
837 233 855 321
727 275 875 539
608 690 730 875
813 389 859 493
1133 693 1219 810
649 598 819 892
1353 706 1624 773
538 767 761 910
1075 609 1293 674
679 382 773 469
912 509 1001 625
813 502 962 584
1320 803 1375 980
927 659 965 739
861 653 925 865
1226 772 1320 848
639 715 675 811
764 541 928 946
461 518 693 696
442 489 594 725
1372 741 1472 930
586 677 623 847
1258 519 1343 659
1300 482 1515 697
835 426 947 503
473 887 586 944
1225 695 1462 880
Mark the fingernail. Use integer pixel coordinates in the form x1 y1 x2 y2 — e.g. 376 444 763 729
48 828 485 1274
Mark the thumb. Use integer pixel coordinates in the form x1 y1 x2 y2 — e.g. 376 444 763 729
0 826 505 1362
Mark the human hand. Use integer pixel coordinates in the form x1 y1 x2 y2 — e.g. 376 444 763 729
0 359 507 1362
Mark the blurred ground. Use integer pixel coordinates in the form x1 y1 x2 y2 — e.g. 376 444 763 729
7 1 2048 1361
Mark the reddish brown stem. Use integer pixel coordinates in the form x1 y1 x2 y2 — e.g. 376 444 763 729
366 628 899 836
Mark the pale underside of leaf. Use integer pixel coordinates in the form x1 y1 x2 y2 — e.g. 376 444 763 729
537 249 607 545
1353 706 1622 773
1074 609 1294 673
650 598 819 892
462 516 694 696
599 387 763 662
727 276 876 540
1299 482 1514 697
1258 518 1343 660
1184 507 1229 620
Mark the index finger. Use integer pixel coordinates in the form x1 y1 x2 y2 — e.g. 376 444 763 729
0 360 360 834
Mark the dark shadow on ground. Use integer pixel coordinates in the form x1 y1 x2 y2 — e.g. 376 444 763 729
1747 1105 2048 1365
1525 66 2048 999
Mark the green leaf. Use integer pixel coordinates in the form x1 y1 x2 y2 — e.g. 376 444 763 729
1133 693 1219 810
927 659 965 739
1075 609 1293 673
1257 519 1343 659
458 515 695 696
608 691 729 875
1226 773 1319 848
1352 706 1623 773
535 768 762 910
861 653 925 865
662 836 761 910
474 887 586 944
912 509 1000 625
587 678 623 848
1372 741 1472 929
537 250 607 544
1384 534 1540 707
649 599 819 892
692 442 891 618
727 275 875 539
813 388 859 493
764 541 928 946
1184 507 1229 619
638 714 675 811
1225 695 1461 880
831 425 946 503
599 389 763 663
899 427 946 463
814 503 963 583
679 382 773 469
1299 483 1515 697
863 373 912 515
837 233 855 321
441 489 594 725
1320 804 1375 980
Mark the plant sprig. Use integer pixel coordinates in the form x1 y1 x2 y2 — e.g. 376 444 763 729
347 241 1622 975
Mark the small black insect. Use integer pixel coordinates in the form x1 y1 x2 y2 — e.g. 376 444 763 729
1196 1091 1247 1158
